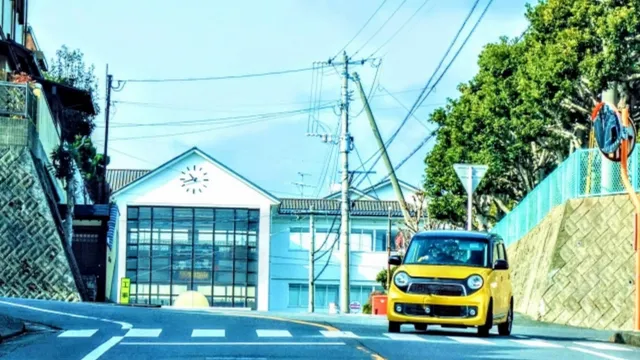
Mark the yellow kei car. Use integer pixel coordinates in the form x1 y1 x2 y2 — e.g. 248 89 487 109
386 230 513 337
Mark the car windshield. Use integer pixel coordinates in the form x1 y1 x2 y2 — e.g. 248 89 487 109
403 236 489 268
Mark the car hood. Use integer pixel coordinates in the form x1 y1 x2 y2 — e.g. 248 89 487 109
399 264 492 280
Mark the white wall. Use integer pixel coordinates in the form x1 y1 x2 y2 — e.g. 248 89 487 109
112 151 276 310
269 215 395 312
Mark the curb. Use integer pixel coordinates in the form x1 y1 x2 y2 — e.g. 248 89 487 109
610 332 640 348
0 317 26 343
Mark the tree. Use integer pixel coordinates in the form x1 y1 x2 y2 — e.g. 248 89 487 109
45 45 105 245
424 0 640 228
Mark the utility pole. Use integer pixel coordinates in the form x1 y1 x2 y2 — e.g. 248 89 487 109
338 51 351 314
103 65 113 204
386 206 392 291
308 205 315 313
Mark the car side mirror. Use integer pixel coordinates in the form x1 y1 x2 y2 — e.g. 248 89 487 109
388 255 402 266
494 259 509 270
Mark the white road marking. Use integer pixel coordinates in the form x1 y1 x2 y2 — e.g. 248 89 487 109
119 342 346 346
124 328 162 337
58 329 98 338
574 341 633 352
448 336 493 345
81 336 123 360
320 330 359 338
192 329 225 337
256 330 292 337
0 300 132 329
383 333 429 342
511 339 563 348
568 346 627 360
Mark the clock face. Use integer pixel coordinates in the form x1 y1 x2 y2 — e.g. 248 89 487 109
179 165 209 194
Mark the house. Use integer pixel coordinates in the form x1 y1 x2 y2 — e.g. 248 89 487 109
106 147 421 312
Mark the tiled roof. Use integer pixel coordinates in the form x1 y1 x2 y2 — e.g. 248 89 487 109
106 169 151 193
277 198 415 217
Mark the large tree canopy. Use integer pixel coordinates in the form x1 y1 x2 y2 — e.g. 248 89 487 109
424 0 640 229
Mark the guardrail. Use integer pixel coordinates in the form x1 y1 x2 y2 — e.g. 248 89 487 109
492 147 639 246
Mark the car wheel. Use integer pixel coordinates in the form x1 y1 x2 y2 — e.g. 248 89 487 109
478 301 493 337
498 300 513 336
414 324 427 332
388 321 401 333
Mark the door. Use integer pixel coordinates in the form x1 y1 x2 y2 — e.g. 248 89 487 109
499 242 512 313
492 241 508 317
72 227 107 302
487 241 503 317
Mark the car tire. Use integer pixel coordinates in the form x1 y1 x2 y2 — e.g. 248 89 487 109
414 324 427 331
388 321 401 333
498 300 513 336
478 301 493 337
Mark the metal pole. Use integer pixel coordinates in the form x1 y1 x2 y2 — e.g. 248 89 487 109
102 65 113 204
339 51 351 314
467 166 473 230
386 206 392 291
309 205 315 313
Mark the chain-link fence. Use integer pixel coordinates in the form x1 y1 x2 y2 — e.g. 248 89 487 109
492 148 640 246
0 82 37 119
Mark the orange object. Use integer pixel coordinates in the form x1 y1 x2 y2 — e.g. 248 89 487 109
618 106 640 332
372 295 388 315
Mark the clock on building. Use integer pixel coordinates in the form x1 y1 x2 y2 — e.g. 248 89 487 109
179 165 209 194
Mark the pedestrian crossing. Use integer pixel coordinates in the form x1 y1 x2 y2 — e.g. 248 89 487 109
55 327 636 354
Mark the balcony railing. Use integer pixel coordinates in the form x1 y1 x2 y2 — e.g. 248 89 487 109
0 81 65 201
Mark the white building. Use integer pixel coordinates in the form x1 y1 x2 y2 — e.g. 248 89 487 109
106 147 420 312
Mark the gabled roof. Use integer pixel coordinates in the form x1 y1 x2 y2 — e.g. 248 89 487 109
109 147 279 202
277 198 415 217
106 169 151 193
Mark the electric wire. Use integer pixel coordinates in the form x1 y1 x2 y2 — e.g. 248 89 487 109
368 0 433 58
120 66 317 83
333 0 389 59
352 0 408 57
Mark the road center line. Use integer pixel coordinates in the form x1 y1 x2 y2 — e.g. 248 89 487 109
567 346 626 360
0 300 132 329
119 341 346 346
81 336 123 360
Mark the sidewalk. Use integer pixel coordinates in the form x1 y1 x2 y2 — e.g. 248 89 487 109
611 332 640 348
0 314 25 342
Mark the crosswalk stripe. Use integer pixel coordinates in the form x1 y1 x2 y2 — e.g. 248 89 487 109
256 330 292 338
191 329 225 337
383 333 429 342
448 336 493 345
58 329 98 338
511 339 562 348
573 342 632 352
124 329 162 338
320 331 359 338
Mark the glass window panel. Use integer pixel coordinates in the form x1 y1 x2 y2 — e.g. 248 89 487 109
138 220 152 244
197 285 213 297
213 297 232 307
138 257 151 270
126 270 137 281
327 286 338 307
172 253 192 271
233 297 246 307
315 285 327 308
248 273 257 285
138 271 150 283
214 271 233 284
153 207 172 219
158 295 171 306
137 295 150 305
127 207 139 220
247 297 256 310
195 209 214 245
151 269 170 283
247 286 256 297
248 247 258 261
192 270 211 283
174 208 194 221
248 234 257 247
130 283 137 295
234 247 248 259
235 209 248 232
235 233 247 246
234 271 247 285
159 285 171 295
152 244 170 258
248 261 258 273
150 284 159 295
138 245 151 258
249 210 259 231
129 295 138 304
233 286 246 297
375 230 387 252
288 285 299 307
234 260 247 272
126 245 137 258
139 207 151 219
126 258 137 270
215 209 234 231
172 284 188 297
213 286 226 296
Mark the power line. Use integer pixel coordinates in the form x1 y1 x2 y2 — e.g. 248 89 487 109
352 0 408 57
119 66 317 83
368 0 433 58
354 0 488 189
333 0 388 59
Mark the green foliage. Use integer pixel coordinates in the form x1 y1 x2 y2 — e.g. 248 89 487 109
362 302 372 314
375 266 398 291
424 0 640 228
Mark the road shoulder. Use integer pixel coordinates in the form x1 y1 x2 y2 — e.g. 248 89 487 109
0 314 25 342
611 331 640 347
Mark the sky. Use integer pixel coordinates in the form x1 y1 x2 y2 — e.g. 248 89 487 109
28 0 530 199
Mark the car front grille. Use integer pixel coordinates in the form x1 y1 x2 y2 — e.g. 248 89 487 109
400 304 476 318
407 282 466 296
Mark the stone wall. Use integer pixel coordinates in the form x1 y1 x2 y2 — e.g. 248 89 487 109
0 145 82 301
507 195 636 330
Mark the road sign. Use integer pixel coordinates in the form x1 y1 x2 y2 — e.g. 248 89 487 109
453 164 488 195
120 277 131 305
349 301 361 313
453 164 489 231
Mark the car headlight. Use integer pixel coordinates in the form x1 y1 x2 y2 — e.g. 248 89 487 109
467 274 484 290
394 271 409 287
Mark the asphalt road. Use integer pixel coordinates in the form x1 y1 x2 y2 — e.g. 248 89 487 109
0 298 638 360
